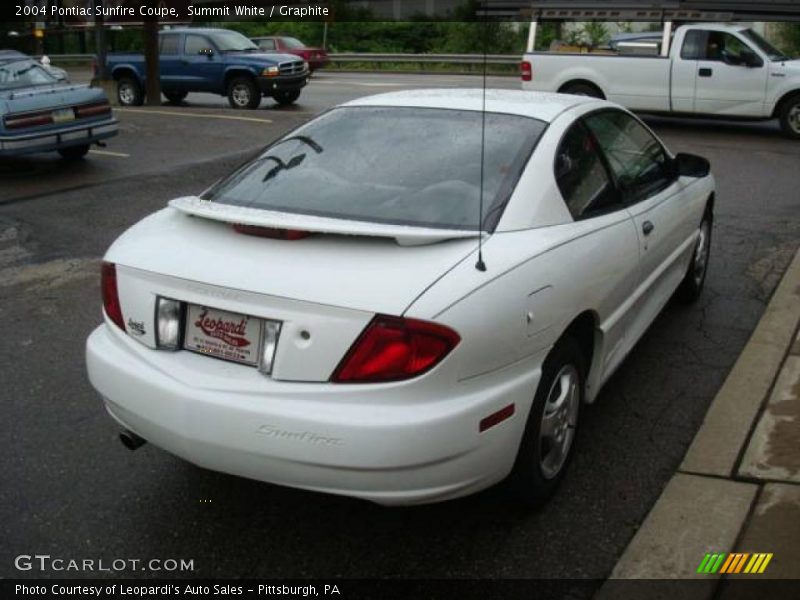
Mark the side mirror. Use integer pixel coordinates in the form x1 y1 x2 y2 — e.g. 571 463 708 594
675 153 710 178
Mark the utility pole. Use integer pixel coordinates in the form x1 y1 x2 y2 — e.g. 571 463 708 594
94 2 108 80
143 17 161 106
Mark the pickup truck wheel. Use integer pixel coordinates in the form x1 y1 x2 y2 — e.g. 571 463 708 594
559 82 603 99
58 144 90 161
117 77 143 107
274 90 300 106
164 91 188 105
227 77 261 110
506 335 584 508
778 95 800 139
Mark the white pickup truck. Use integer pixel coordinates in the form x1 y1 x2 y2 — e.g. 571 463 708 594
521 23 800 138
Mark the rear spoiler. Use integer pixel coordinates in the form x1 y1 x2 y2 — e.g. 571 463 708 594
168 196 482 247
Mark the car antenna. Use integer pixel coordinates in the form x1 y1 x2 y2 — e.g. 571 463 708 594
475 9 488 273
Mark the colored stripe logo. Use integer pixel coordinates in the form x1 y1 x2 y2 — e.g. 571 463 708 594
696 552 773 574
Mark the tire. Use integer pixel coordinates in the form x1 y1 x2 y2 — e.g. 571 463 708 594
274 89 301 106
163 90 188 105
778 94 800 140
58 144 90 161
227 77 261 110
675 215 712 303
117 77 143 107
559 82 603 98
507 335 585 508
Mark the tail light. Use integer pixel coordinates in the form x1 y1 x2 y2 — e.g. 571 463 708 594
521 61 532 82
332 315 460 383
75 102 111 119
101 262 125 331
233 224 313 240
4 110 53 129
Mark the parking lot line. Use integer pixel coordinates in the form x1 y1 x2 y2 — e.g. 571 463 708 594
89 149 130 158
115 108 273 124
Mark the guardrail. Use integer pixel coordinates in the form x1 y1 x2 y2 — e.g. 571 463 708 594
41 52 521 69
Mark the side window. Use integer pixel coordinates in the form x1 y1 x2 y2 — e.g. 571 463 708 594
584 110 674 204
554 122 620 219
258 39 276 51
184 34 212 56
680 30 707 60
160 34 179 56
702 31 753 64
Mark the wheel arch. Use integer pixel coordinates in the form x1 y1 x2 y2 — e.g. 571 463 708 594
223 67 258 89
111 65 140 82
771 89 800 119
557 79 606 99
558 310 601 402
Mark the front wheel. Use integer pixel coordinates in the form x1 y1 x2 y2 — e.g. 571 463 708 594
507 335 585 508
675 216 712 303
58 144 90 160
227 77 261 110
273 90 300 106
117 77 143 107
778 94 800 140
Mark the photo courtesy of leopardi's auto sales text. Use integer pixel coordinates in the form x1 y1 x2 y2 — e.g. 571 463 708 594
2 0 800 599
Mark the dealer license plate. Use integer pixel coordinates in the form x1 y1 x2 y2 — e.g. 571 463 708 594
184 305 263 366
52 108 75 123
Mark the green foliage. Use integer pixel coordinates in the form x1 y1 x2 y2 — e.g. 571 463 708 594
777 23 800 56
581 22 609 48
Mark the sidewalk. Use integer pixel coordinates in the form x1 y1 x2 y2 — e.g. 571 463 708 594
597 247 800 596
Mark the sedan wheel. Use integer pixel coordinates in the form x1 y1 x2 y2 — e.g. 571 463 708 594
507 335 585 507
539 365 580 480
676 216 712 303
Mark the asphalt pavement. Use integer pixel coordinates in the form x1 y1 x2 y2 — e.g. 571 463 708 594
1 71 799 587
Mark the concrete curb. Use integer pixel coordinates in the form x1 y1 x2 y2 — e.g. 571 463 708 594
596 247 800 594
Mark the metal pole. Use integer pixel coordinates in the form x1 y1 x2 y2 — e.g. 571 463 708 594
94 1 108 80
143 18 161 106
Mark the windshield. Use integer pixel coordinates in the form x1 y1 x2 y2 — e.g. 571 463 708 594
0 59 58 90
202 107 546 231
281 37 307 49
740 28 790 61
208 30 258 52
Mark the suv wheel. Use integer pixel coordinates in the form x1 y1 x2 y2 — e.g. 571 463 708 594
227 77 261 110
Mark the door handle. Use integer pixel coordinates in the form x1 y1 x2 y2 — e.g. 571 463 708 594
642 221 655 236
699 67 713 77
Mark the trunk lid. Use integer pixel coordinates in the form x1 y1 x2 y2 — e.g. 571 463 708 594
106 203 480 316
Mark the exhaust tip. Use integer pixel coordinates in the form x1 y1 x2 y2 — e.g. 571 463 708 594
119 430 146 451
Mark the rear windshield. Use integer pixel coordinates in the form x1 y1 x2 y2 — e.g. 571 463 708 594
0 59 57 90
203 106 546 230
281 37 306 49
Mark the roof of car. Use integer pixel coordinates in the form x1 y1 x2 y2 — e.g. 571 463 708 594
342 89 603 122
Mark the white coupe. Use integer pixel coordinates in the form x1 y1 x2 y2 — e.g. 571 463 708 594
86 90 715 506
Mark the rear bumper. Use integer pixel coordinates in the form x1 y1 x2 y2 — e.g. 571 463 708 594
257 73 309 96
0 118 118 157
86 323 541 505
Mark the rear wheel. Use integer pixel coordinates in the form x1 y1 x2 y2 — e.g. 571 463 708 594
163 90 188 105
675 215 712 303
58 144 90 160
778 94 800 140
227 77 261 110
507 335 585 508
274 90 301 106
117 77 143 106
560 82 603 98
